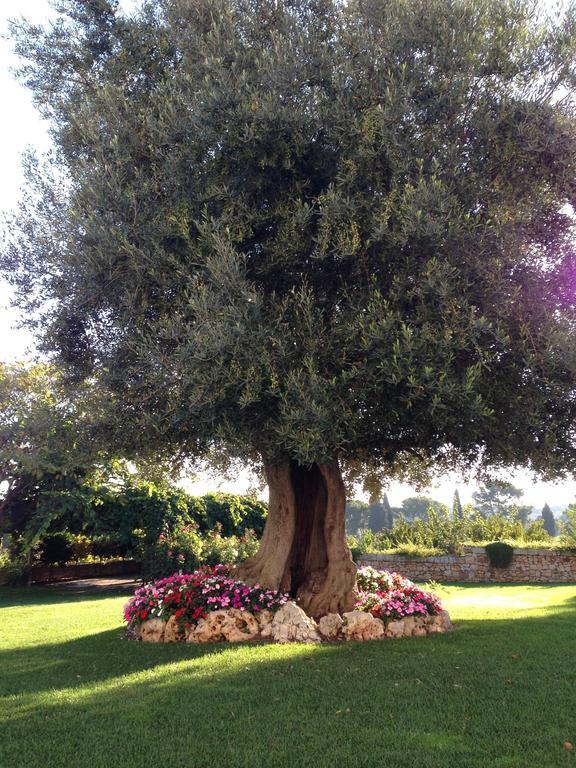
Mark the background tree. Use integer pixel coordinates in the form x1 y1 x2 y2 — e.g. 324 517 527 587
541 503 557 537
0 362 103 544
514 504 534 527
367 498 386 533
397 496 444 522
345 499 370 536
382 493 394 530
0 361 189 552
562 504 576 545
4 0 576 615
453 489 464 520
472 481 524 517
346 492 394 534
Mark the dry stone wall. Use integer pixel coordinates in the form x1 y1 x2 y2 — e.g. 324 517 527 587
359 547 576 583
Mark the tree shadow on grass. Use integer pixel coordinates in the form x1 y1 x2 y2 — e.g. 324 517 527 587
0 626 235 697
1 594 576 768
1 585 575 698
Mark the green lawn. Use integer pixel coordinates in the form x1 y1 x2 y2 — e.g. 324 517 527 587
1 583 575 768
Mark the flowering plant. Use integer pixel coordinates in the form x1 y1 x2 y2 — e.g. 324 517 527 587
356 566 413 594
123 565 289 631
198 571 290 614
355 567 443 621
141 525 259 580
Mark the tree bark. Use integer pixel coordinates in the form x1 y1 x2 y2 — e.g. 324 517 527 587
235 457 357 618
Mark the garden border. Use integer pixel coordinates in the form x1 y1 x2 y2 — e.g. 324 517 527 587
25 560 141 584
359 546 576 583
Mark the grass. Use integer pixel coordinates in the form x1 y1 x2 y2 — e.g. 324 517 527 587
1 583 575 768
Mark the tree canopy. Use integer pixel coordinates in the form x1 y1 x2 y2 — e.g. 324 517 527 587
4 0 576 614
472 480 524 516
0 362 100 539
0 361 179 548
4 0 576 490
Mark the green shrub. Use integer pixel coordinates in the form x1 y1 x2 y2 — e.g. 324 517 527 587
0 562 29 585
0 543 12 569
35 531 136 565
69 534 92 561
141 524 204 580
91 533 133 560
200 528 260 567
140 522 260 580
561 508 576 546
524 519 551 541
347 533 443 560
348 506 559 557
0 541 28 585
347 537 364 562
384 543 444 558
347 530 374 559
196 493 267 537
91 484 267 548
485 541 514 569
93 482 194 545
39 532 74 565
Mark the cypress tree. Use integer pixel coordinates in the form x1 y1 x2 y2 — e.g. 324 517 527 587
453 489 464 520
541 503 557 537
383 493 394 529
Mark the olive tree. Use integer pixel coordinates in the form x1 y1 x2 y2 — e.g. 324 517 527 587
4 0 576 615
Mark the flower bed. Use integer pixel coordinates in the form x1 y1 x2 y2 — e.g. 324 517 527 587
124 565 289 633
124 565 452 643
355 566 443 620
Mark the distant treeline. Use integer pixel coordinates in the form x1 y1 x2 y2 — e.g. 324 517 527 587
346 482 564 538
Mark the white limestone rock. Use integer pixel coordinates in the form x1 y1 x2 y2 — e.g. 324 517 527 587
384 620 405 639
164 615 184 643
139 618 166 643
187 610 228 643
256 609 274 630
342 611 385 641
221 609 260 643
318 613 344 640
262 602 320 643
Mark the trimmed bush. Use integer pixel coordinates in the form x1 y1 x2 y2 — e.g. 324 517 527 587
485 541 514 569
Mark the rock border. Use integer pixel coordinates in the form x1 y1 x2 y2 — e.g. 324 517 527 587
137 601 453 643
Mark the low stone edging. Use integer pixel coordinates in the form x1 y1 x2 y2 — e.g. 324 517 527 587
136 601 453 644
359 546 576 583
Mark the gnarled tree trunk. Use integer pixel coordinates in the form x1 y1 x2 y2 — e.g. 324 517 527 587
235 457 357 618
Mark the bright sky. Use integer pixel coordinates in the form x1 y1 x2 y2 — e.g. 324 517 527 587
1 0 576 510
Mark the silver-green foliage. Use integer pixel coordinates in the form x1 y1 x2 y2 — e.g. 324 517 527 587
4 0 576 489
